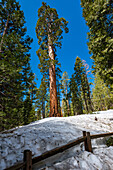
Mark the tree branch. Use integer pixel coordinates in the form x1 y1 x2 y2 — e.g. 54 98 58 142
0 16 9 53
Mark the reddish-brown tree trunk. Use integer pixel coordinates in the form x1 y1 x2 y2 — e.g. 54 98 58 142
48 35 59 117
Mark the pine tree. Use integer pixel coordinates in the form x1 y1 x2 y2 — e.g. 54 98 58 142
36 77 48 119
0 0 35 130
23 71 37 125
36 2 68 117
92 73 113 111
74 57 87 112
56 61 62 116
45 94 50 118
61 71 70 116
71 57 92 114
70 74 83 115
62 99 68 117
82 60 93 112
81 0 113 89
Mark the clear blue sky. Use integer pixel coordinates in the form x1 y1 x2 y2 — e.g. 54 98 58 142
18 0 93 87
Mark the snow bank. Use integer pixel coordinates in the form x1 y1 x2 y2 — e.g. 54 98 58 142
0 110 113 169
46 147 113 170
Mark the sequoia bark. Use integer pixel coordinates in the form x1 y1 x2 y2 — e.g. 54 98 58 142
48 35 59 117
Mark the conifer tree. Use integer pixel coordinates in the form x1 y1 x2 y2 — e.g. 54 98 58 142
36 77 48 119
71 57 92 114
61 71 70 116
36 2 68 117
81 0 113 89
92 73 113 111
56 62 62 116
0 0 35 130
70 74 83 115
62 99 68 117
45 94 50 118
74 57 87 112
23 72 37 125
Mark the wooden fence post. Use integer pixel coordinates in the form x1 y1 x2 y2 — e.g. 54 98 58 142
24 150 32 170
86 132 93 153
83 131 93 153
83 131 88 151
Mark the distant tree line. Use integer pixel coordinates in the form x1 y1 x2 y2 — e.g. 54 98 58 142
0 0 113 131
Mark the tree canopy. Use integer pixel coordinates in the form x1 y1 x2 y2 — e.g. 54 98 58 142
81 0 113 89
36 2 68 117
0 0 36 130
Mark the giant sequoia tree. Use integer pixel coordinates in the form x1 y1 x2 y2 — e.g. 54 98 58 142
0 0 36 130
81 0 113 89
36 2 68 117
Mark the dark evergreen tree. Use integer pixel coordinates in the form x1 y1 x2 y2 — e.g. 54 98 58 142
70 57 93 114
81 0 113 89
0 0 36 131
23 72 37 125
70 74 83 115
36 2 68 117
56 61 62 117
36 76 48 119
45 94 50 118
61 71 70 116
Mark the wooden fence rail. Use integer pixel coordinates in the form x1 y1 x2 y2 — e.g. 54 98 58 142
5 131 113 170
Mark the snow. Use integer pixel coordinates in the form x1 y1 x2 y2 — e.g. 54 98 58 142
48 147 113 170
0 110 113 170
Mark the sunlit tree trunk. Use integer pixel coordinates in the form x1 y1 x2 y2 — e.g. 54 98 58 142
48 35 58 117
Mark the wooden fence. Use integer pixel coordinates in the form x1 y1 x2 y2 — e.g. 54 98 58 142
5 131 113 170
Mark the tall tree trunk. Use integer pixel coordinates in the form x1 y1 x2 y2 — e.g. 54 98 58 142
0 16 9 53
48 35 58 117
87 83 93 112
65 83 70 116
72 103 76 115
58 86 61 116
42 100 45 118
82 87 89 112
66 99 70 116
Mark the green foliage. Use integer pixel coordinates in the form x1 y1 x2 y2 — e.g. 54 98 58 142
70 57 93 114
0 0 36 131
92 73 113 111
36 2 68 73
35 77 48 119
36 2 68 46
61 71 71 116
81 0 113 89
36 2 68 117
56 65 62 116
106 137 113 147
45 94 50 118
23 95 36 125
70 74 83 115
